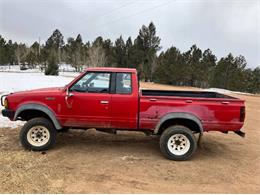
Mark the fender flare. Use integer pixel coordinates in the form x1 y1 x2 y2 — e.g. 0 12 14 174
154 112 203 134
14 103 62 130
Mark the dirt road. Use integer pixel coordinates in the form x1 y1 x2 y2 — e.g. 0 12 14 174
0 83 259 193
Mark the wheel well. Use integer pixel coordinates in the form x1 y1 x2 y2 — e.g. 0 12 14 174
17 109 52 122
157 118 201 135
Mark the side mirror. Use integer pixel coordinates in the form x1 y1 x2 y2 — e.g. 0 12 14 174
66 88 74 97
65 88 74 109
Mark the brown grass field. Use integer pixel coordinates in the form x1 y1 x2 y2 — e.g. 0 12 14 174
0 82 259 193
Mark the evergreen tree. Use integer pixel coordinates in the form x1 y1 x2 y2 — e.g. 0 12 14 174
154 47 185 85
45 49 59 75
125 37 134 68
25 41 40 68
65 37 75 65
250 67 260 93
0 35 7 64
66 34 84 71
75 34 84 69
114 35 126 67
135 22 161 81
211 53 247 91
102 39 114 67
5 40 16 65
201 49 217 87
45 29 64 63
183 45 202 87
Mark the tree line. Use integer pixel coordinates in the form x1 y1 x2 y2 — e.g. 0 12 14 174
0 22 259 93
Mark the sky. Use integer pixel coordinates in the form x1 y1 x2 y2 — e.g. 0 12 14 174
0 0 259 68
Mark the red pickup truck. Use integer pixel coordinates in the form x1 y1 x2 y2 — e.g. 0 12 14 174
1 67 245 160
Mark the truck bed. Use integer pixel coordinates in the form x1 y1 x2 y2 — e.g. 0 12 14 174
139 89 244 132
141 89 236 99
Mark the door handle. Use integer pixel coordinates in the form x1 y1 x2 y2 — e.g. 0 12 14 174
100 100 109 104
149 98 157 102
186 100 193 103
221 101 230 104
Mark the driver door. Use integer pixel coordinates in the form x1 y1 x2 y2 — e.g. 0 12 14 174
62 72 112 128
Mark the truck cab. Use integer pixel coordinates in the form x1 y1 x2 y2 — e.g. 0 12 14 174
62 68 139 129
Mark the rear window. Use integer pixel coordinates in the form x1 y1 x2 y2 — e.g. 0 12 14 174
116 73 132 94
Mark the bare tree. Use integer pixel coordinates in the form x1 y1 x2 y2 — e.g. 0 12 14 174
87 43 106 67
15 44 28 67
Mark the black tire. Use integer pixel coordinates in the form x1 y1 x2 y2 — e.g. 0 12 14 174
20 117 57 151
159 125 197 161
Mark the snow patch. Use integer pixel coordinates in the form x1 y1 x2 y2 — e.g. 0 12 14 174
59 72 80 78
0 65 41 73
0 72 77 128
0 72 75 93
0 117 25 129
59 64 76 72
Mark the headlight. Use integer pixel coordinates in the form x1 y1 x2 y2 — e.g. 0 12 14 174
4 98 8 109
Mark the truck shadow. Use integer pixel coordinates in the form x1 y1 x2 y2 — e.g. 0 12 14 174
55 129 161 155
54 129 234 160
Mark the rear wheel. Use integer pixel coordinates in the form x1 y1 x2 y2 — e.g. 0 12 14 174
160 125 197 161
20 118 57 151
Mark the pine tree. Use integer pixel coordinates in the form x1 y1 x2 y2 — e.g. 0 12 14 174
0 35 7 64
102 39 114 67
45 49 59 75
201 49 217 88
45 29 64 64
211 54 247 91
154 47 185 85
114 35 126 67
74 34 84 71
125 37 132 67
135 22 161 81
25 41 40 68
183 45 202 87
251 67 260 93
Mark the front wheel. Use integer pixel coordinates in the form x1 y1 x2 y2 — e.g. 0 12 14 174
160 125 197 161
20 118 57 151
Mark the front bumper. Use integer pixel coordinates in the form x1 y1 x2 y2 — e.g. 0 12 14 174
1 109 15 120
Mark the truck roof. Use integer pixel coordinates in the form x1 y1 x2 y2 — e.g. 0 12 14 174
85 67 137 73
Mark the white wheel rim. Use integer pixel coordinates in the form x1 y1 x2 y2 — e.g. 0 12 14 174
167 134 190 156
27 126 50 147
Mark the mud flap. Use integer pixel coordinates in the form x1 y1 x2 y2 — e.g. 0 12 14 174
234 130 245 138
197 132 203 147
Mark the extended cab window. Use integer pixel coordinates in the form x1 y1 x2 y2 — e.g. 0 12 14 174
116 73 132 94
70 72 110 93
